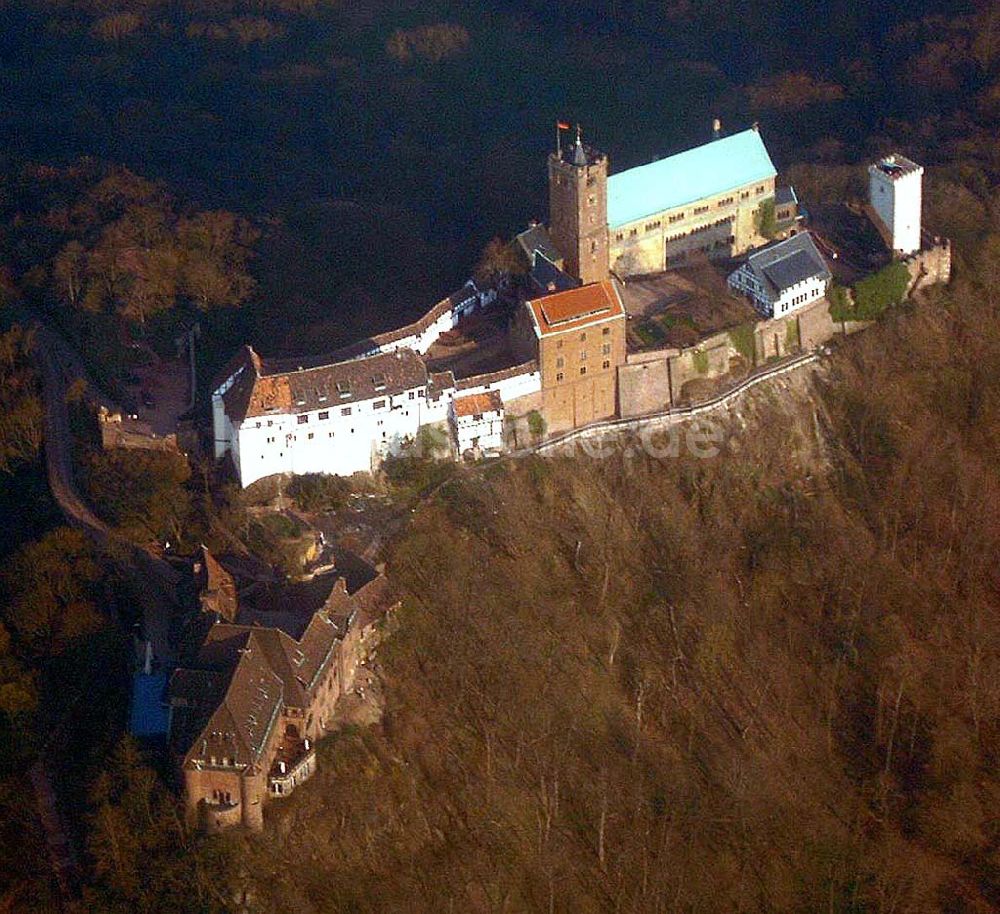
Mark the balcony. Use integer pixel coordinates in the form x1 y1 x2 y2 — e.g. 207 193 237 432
268 739 316 798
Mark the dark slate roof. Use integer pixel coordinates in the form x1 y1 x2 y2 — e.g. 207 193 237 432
226 348 428 422
530 251 580 295
775 185 798 207
762 250 820 292
515 224 562 266
745 232 831 298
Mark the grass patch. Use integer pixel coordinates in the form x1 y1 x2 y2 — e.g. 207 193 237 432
727 323 757 364
692 349 709 374
785 318 800 351
829 263 910 322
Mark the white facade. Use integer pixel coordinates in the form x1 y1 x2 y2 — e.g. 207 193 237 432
233 383 426 488
728 264 828 318
868 154 923 257
727 232 831 320
450 397 504 455
345 283 497 361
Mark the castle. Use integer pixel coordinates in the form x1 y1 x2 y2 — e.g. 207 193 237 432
167 559 399 832
186 126 949 832
211 123 941 487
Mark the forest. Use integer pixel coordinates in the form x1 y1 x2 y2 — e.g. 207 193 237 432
0 0 998 910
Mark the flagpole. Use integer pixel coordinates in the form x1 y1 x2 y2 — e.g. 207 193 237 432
556 121 561 159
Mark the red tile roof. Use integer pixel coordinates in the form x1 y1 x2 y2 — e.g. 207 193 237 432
526 279 625 337
453 390 503 417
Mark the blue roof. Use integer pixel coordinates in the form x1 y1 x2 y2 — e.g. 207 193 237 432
129 672 170 739
607 129 777 229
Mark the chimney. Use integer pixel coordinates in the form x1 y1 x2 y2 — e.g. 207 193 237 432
712 118 722 140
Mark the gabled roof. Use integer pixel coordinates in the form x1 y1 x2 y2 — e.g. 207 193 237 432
775 185 798 207
169 573 400 769
607 128 777 228
515 224 562 266
530 251 580 295
525 279 625 338
196 546 238 622
225 348 428 423
742 232 831 298
179 638 285 769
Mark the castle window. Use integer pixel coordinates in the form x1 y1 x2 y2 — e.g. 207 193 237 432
602 327 610 336
579 350 587 361
616 233 623 242
586 176 596 187
580 332 587 341
588 195 596 206
341 407 352 416
602 343 611 355
694 205 709 215
297 415 308 425
556 372 564 381
629 228 637 236
603 360 611 369
267 420 273 427
556 340 563 349
556 357 564 368
408 391 415 400
645 221 660 232
579 366 587 375
319 410 329 420
308 432 314 440
255 421 261 428
373 399 386 410
741 191 749 199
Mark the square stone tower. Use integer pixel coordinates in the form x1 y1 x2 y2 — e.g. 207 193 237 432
868 153 923 257
548 130 610 285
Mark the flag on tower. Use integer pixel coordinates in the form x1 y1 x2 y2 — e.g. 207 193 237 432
557 121 571 130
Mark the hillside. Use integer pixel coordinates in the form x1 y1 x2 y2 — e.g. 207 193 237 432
77 270 1000 913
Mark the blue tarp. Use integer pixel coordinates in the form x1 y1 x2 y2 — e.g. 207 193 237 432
607 129 777 228
129 672 170 739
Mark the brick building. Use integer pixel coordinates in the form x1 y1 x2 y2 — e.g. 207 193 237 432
168 573 398 832
523 280 627 434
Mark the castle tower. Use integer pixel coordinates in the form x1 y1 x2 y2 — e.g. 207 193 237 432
548 127 610 285
868 153 923 257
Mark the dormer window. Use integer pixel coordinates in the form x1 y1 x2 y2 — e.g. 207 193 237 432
372 373 386 391
336 380 351 398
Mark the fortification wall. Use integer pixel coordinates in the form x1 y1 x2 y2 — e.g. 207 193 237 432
905 240 951 295
619 360 671 418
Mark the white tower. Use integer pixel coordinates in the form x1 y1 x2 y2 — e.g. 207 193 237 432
868 153 923 257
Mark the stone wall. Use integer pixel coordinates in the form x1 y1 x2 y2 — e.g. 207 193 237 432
99 411 182 454
905 239 952 295
617 328 737 416
618 360 671 418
